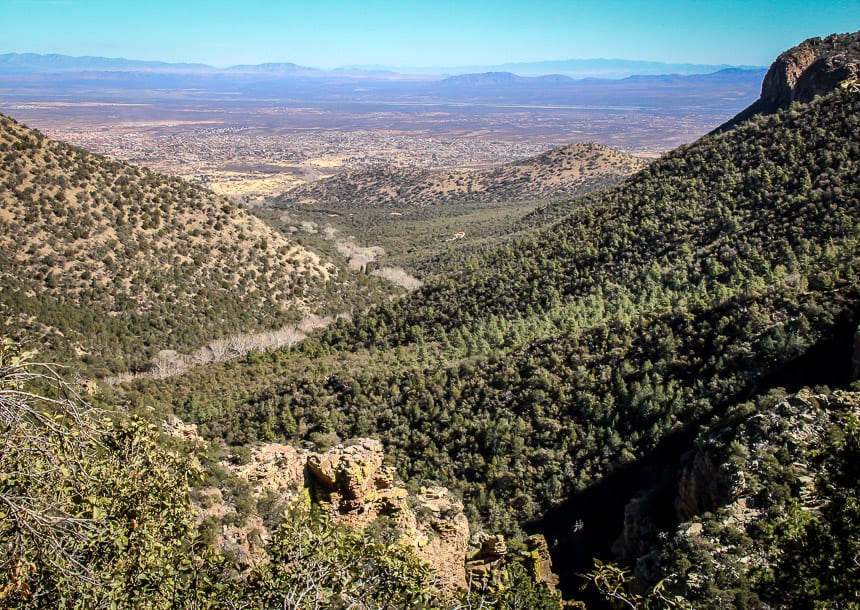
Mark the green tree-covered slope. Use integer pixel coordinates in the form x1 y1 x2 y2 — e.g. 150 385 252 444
123 83 860 550
0 114 342 373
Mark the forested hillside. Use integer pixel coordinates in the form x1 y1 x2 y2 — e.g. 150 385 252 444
120 80 860 604
0 114 376 373
4 32 860 609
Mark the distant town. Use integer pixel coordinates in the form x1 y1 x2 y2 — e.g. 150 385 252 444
43 126 555 199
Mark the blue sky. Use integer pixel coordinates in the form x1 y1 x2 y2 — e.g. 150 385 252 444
4 0 859 68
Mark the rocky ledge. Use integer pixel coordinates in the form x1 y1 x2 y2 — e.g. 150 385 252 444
186 437 557 591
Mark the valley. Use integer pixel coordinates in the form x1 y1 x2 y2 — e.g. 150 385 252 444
0 66 764 199
2 29 860 610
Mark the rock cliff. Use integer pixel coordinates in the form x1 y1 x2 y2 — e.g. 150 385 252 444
191 437 554 591
715 30 860 132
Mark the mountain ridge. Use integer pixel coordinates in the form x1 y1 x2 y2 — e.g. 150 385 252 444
276 142 648 209
0 51 759 79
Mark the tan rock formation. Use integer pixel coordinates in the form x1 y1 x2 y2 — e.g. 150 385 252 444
760 34 860 108
231 443 307 500
717 30 860 132
466 531 509 581
176 424 560 593
161 415 204 444
411 486 470 589
221 438 471 589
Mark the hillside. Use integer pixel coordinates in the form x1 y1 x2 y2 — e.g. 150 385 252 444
3 33 860 608
0 114 337 373
124 71 860 605
276 142 647 208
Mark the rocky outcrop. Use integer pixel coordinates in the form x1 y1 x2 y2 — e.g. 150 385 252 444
411 486 471 589
215 439 471 588
633 389 860 596
675 389 830 529
674 434 744 521
612 388 842 585
189 437 560 591
230 443 307 499
613 488 663 562
305 439 387 518
468 532 509 572
302 442 472 587
161 415 204 444
467 530 560 591
716 31 860 132
526 534 560 587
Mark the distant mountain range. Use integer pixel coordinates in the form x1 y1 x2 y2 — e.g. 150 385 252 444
0 53 323 76
352 58 765 79
0 52 762 79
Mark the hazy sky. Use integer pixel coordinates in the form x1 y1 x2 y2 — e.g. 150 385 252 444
4 0 859 68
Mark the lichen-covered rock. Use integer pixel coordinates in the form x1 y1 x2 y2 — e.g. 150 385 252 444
527 534 560 587
467 532 509 578
306 453 338 487
305 439 389 528
470 533 508 562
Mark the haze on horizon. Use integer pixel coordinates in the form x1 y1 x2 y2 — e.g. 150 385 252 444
4 0 859 71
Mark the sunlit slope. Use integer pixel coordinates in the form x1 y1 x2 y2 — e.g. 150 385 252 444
0 114 332 372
